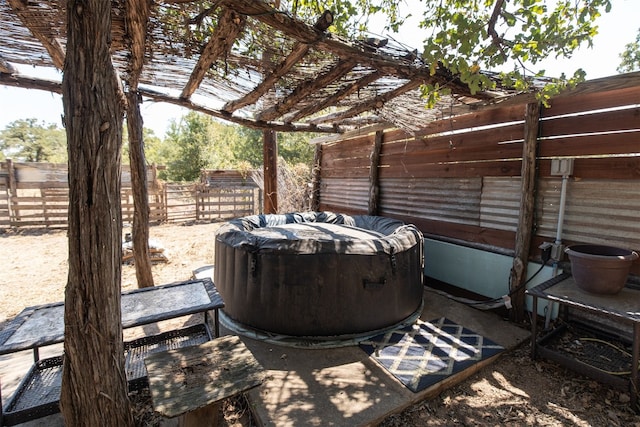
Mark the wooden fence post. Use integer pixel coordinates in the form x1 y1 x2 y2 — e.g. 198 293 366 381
368 130 383 216
126 90 154 288
7 158 18 224
509 102 541 323
263 130 278 214
310 144 322 212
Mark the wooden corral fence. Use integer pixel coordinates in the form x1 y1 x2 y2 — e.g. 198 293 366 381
313 74 640 276
0 164 260 229
0 161 166 228
196 170 260 220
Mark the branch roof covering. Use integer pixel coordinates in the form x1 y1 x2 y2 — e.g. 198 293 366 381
0 0 532 133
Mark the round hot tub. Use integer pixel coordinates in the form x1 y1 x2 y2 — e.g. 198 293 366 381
214 212 424 342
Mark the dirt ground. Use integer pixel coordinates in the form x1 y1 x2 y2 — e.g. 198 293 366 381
2 222 640 426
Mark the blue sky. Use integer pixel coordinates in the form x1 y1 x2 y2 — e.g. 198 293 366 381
1 0 638 138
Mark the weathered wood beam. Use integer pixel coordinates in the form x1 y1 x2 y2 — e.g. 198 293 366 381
7 0 66 70
218 0 483 99
509 101 540 323
0 73 62 93
219 0 410 75
310 144 322 211
310 78 423 125
223 41 310 113
0 57 17 74
138 87 343 133
288 70 383 122
263 130 278 213
181 8 246 100
368 130 383 215
486 71 640 110
125 0 154 288
126 91 154 288
125 0 150 89
257 58 357 122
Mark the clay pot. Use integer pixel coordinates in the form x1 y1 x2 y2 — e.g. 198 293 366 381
565 244 638 295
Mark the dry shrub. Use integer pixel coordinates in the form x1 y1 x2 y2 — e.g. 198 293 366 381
251 159 312 213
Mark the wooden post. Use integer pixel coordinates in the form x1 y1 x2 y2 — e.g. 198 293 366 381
126 90 154 288
509 102 541 323
310 144 322 211
7 158 18 224
368 130 383 216
263 129 278 214
60 0 134 424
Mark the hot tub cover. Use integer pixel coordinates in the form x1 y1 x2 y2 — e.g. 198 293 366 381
215 211 422 255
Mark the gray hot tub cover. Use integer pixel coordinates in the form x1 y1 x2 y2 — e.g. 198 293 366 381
215 211 423 255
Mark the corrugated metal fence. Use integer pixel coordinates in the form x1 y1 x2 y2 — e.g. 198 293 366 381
316 81 640 264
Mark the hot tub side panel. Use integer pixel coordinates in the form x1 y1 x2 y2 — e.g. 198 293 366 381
215 239 423 337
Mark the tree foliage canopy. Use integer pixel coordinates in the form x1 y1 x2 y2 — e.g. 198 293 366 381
0 118 66 162
148 112 316 182
618 27 640 73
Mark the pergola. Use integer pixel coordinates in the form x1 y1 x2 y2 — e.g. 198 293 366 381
0 0 526 134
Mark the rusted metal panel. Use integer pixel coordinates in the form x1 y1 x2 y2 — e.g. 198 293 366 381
479 177 521 232
560 179 639 249
379 177 481 225
319 177 369 212
537 178 640 250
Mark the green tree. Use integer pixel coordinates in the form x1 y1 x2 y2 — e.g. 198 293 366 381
121 127 162 165
0 118 66 162
233 127 316 167
233 126 264 167
155 111 317 181
159 111 246 180
162 112 215 181
279 132 316 165
618 28 640 73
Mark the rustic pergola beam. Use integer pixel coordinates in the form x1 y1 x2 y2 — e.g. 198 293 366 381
310 78 423 125
125 0 155 288
0 57 17 74
223 41 310 113
219 0 410 73
218 0 478 96
257 58 357 122
7 0 66 70
288 69 383 122
125 0 150 89
139 87 343 133
0 73 62 93
181 8 246 100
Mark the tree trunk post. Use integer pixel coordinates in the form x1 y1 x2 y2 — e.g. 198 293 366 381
263 129 278 214
509 102 541 323
60 0 134 425
368 130 383 216
126 90 154 288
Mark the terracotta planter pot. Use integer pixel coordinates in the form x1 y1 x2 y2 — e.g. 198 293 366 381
565 244 638 295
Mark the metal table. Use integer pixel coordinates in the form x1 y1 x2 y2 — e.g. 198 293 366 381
0 278 224 426
527 273 640 410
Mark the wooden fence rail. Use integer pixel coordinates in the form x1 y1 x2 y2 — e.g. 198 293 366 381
0 163 260 229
